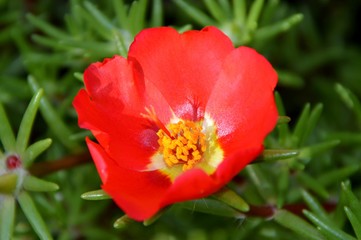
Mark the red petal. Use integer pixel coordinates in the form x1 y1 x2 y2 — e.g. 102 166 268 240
83 55 144 116
213 145 263 184
206 47 278 153
162 146 263 205
73 89 109 133
86 139 172 221
74 89 153 171
162 169 218 204
74 57 174 171
83 55 173 121
74 28 279 222
128 26 234 120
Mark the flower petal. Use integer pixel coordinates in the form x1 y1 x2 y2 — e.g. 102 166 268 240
83 55 145 116
74 56 175 171
162 168 218 204
128 26 234 120
206 47 278 153
213 145 263 184
74 88 155 171
162 146 262 205
86 139 172 221
74 27 279 222
73 89 110 134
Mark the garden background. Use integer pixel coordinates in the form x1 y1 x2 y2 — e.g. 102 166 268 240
1 0 361 239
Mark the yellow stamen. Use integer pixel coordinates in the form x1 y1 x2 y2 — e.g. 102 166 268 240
157 120 206 171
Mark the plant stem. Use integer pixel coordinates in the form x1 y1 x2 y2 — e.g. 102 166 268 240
247 202 337 218
29 151 91 177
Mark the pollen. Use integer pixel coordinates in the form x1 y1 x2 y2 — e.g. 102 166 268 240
157 120 206 171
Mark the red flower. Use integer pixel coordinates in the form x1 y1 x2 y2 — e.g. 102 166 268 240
73 26 278 221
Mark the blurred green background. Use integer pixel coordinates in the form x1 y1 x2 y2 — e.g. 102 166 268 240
0 0 360 239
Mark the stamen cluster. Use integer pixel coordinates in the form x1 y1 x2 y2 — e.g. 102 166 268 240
157 120 206 171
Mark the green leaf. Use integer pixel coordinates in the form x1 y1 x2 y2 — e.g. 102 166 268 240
73 72 84 82
76 4 112 40
276 69 304 88
16 89 43 155
113 0 128 29
233 0 246 24
246 0 264 31
341 181 361 224
31 34 70 51
331 181 348 228
275 92 290 146
275 92 286 116
292 103 310 147
112 30 129 57
301 103 323 146
255 149 299 162
255 13 303 41
143 206 171 226
299 140 340 160
26 14 70 40
59 39 116 56
128 0 147 35
82 228 119 240
0 195 15 240
335 83 361 125
177 24 193 33
297 172 329 199
0 103 16 152
173 0 216 26
69 131 92 141
23 175 59 192
0 173 18 194
64 10 79 36
276 166 289 208
317 165 359 187
274 209 325 240
81 189 111 200
23 52 75 66
344 207 361 239
303 210 356 240
218 0 232 17
212 187 249 212
301 190 329 222
246 165 276 203
28 75 78 150
17 191 53 240
203 0 226 22
113 215 134 229
277 116 291 124
23 138 52 168
180 198 242 218
83 1 114 31
150 0 163 27
328 132 361 145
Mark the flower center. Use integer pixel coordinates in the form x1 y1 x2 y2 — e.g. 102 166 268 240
6 155 22 170
156 120 206 171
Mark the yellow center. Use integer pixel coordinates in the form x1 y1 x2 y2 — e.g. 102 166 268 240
156 120 206 171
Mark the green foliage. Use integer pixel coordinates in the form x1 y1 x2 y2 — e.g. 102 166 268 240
81 189 111 200
25 0 164 62
0 90 57 239
174 0 303 46
0 0 360 239
0 103 16 152
17 191 53 240
0 196 15 240
274 209 325 240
